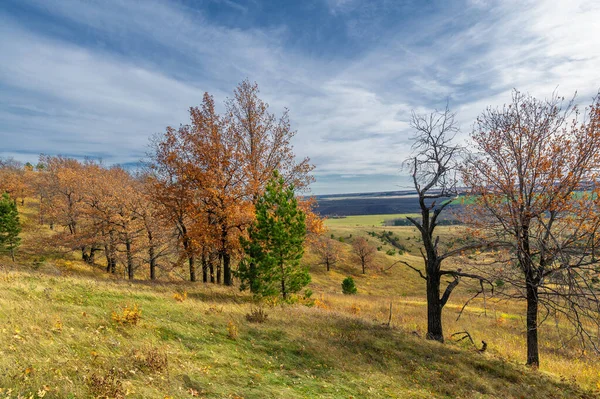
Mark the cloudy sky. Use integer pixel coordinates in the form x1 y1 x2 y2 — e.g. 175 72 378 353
1 0 599 194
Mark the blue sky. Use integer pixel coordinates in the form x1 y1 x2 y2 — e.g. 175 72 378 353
1 0 599 194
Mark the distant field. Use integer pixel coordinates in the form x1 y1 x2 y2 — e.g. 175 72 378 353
325 213 420 227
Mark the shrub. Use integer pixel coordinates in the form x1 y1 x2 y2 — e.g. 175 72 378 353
227 320 238 340
173 290 187 302
303 289 313 299
386 249 396 256
111 304 142 326
130 347 168 373
495 279 505 288
342 277 357 295
246 307 268 323
87 368 125 399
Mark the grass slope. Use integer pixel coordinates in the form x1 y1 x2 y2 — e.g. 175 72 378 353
0 268 595 399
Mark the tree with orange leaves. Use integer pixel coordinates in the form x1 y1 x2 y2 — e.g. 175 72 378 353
462 89 600 367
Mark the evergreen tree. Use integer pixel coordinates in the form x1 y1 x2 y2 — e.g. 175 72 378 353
0 193 21 262
239 172 309 298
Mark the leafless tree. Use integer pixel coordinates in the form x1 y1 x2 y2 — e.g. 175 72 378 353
352 237 376 274
402 105 492 343
314 236 341 272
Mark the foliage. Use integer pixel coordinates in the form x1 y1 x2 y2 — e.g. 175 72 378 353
245 307 269 323
239 172 309 298
462 89 600 366
111 304 142 326
0 193 21 261
342 276 357 295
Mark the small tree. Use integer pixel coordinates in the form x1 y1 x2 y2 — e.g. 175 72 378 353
342 276 357 295
313 235 341 271
352 237 376 274
239 172 309 299
0 193 21 261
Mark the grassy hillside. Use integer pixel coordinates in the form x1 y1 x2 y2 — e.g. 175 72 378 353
0 201 599 398
0 268 596 399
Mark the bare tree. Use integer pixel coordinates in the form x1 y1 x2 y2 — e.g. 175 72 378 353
313 235 341 272
352 237 376 274
462 90 600 366
403 105 492 343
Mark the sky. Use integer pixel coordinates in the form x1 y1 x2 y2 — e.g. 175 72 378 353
1 0 599 195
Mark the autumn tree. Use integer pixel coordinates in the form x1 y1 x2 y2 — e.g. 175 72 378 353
403 105 491 343
351 237 376 274
149 127 200 282
226 79 314 199
238 172 309 298
313 235 341 272
462 90 600 366
0 193 21 261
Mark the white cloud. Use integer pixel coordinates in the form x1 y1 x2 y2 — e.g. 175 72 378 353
1 0 600 194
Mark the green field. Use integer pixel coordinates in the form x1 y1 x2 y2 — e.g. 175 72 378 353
325 213 420 227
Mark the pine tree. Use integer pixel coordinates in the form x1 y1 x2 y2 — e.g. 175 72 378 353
239 172 309 299
0 193 21 262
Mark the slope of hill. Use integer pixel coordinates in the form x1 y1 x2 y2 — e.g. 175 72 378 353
1 200 599 398
0 266 595 399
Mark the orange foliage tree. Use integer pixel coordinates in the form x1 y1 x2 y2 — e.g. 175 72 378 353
462 90 600 366
149 81 318 285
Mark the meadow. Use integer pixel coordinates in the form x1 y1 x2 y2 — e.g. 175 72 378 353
0 201 599 398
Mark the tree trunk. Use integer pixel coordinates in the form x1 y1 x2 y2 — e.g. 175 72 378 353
249 262 257 291
149 245 156 280
125 235 134 280
104 244 111 273
202 252 208 283
210 257 215 283
223 252 232 286
280 260 287 299
526 280 540 367
109 230 117 274
10 247 15 262
426 272 444 342
188 255 196 282
216 255 222 284
89 246 98 264
362 259 366 274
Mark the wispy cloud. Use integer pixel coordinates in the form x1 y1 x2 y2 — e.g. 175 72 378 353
0 0 599 194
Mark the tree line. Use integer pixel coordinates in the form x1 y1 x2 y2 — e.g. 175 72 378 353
0 80 322 289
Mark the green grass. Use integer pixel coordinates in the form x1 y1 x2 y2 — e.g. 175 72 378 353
0 269 595 399
325 214 420 227
2 202 600 398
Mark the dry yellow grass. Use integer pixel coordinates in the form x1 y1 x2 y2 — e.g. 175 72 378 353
0 201 599 397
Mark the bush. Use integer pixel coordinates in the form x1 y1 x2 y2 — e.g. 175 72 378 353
227 320 238 340
130 347 168 373
173 290 187 302
246 307 269 323
342 277 357 295
111 304 142 326
87 368 125 399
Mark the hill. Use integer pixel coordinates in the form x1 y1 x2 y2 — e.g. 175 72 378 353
0 200 599 398
0 266 595 399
